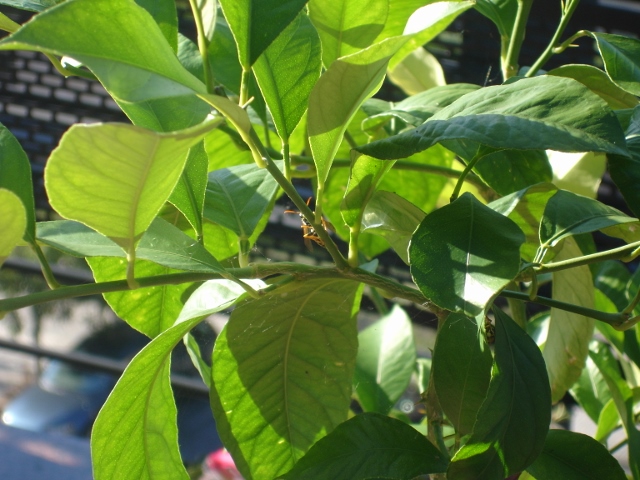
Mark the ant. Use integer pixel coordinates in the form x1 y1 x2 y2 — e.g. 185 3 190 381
285 197 333 251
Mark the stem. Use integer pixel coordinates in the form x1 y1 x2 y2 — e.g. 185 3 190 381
368 287 390 315
31 242 60 289
0 263 436 314
343 130 358 149
347 226 360 268
525 0 583 77
534 240 640 275
502 0 534 80
500 289 628 328
188 0 215 93
283 142 291 181
450 155 483 202
239 68 251 106
238 236 250 268
623 287 640 316
249 130 349 269
426 312 450 464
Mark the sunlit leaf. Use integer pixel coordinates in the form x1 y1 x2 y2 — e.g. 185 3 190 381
432 313 492 434
0 0 205 102
210 278 363 479
0 189 26 266
547 150 607 199
278 413 448 479
592 32 640 96
308 0 389 67
569 355 612 424
448 309 551 479
45 120 220 257
357 76 629 160
410 193 525 316
543 237 594 403
135 0 178 52
354 305 416 414
387 46 445 95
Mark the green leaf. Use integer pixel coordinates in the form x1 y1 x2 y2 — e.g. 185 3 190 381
569 355 612 423
354 305 416 414
88 257 192 337
595 398 620 442
210 278 362 479
356 76 629 160
219 0 309 68
308 0 389 67
92 279 248 479
203 162 280 238
45 120 220 257
169 141 209 237
0 0 205 102
595 260 632 312
548 150 607 199
362 191 426 264
525 429 626 480
432 313 492 434
488 183 557 262
410 193 525 317
38 218 225 274
0 11 19 33
387 1 474 71
473 149 552 196
589 341 640 478
387 47 445 95
0 189 26 266
278 413 448 479
448 309 551 479
474 0 517 38
548 64 639 109
609 106 640 217
135 0 178 52
308 35 410 187
543 237 594 403
540 189 638 249
253 13 321 141
0 0 64 12
592 32 640 96
0 123 35 243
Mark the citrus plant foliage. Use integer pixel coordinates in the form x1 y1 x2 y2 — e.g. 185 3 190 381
2 0 640 478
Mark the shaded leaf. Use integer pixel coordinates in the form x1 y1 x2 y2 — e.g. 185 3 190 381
0 0 205 102
448 309 551 479
356 76 629 160
135 0 178 52
410 193 524 316
543 237 594 403
432 313 492 434
592 32 640 96
473 149 552 196
308 0 389 67
354 305 416 414
0 0 64 11
569 355 612 424
609 106 640 217
362 191 426 264
210 278 363 479
474 0 517 38
219 0 309 68
595 398 620 442
278 413 448 479
253 13 321 141
525 429 626 480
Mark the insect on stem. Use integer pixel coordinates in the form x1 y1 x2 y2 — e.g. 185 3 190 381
284 197 333 252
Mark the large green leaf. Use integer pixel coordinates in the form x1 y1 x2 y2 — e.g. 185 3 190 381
278 413 448 479
203 162 280 238
524 430 626 480
308 35 410 187
548 150 607 199
448 309 551 479
219 0 309 68
45 120 219 257
308 0 389 67
589 341 640 478
0 123 35 243
0 189 26 266
543 237 594 403
210 278 362 480
548 64 639 109
361 191 426 264
354 305 416 414
356 76 629 160
432 313 492 434
609 106 640 217
410 193 525 317
473 149 552 196
0 0 205 102
92 279 251 480
592 32 640 96
540 189 638 249
488 183 557 262
38 218 225 274
253 13 321 141
135 0 178 52
474 0 517 38
387 46 445 95
0 0 63 11
569 355 612 424
387 0 474 71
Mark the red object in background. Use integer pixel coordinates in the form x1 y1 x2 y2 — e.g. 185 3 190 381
202 449 243 480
